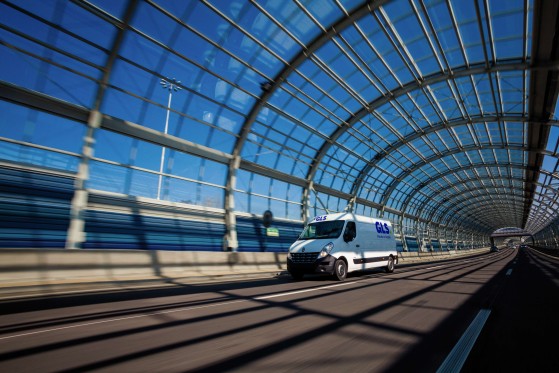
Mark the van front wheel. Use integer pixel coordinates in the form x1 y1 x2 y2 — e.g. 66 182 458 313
385 256 395 273
334 259 347 281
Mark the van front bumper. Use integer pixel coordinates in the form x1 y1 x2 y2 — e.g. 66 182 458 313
287 254 335 275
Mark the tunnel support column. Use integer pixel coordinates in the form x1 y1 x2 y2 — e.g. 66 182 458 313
224 155 240 251
66 110 101 250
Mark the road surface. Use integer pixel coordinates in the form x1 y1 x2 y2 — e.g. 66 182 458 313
0 247 557 372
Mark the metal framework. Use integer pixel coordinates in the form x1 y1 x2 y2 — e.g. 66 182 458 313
1 0 559 250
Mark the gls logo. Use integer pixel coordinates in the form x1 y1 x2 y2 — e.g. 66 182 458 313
314 215 327 222
375 222 390 234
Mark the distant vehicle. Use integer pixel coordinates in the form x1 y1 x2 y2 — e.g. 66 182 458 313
287 212 397 281
490 245 499 252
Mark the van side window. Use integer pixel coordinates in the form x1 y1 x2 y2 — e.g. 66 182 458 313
345 221 356 239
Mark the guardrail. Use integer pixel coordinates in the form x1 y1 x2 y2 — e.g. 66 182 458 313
398 248 490 264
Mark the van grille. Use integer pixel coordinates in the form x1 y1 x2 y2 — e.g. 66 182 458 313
290 252 318 263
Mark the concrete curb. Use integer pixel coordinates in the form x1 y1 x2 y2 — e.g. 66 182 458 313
0 248 287 285
0 247 490 299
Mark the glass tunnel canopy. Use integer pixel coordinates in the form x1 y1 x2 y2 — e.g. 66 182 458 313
0 0 558 250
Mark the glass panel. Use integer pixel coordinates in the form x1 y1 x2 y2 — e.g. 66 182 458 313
489 0 526 60
0 102 83 172
451 0 485 64
383 0 440 75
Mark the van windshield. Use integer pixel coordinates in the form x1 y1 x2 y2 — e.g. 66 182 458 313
298 220 345 240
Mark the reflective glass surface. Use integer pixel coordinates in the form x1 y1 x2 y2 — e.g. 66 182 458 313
1 0 557 243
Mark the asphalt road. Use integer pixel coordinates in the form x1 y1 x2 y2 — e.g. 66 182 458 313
0 248 557 372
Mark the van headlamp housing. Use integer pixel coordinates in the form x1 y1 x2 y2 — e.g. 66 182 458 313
319 242 334 258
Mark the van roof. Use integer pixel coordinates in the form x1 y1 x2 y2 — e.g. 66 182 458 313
309 212 391 225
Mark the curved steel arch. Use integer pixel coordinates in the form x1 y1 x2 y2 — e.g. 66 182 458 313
239 0 388 149
424 182 528 226
446 195 529 227
223 0 389 246
66 0 140 250
447 192 529 218
446 196 528 232
422 183 524 219
378 144 528 208
307 64 533 215
229 0 389 162
419 169 559 226
398 162 534 217
306 61 530 181
223 3 558 241
449 196 555 231
454 208 527 235
349 115 532 197
491 227 532 237
445 194 528 220
426 171 559 223
351 116 559 209
425 185 525 222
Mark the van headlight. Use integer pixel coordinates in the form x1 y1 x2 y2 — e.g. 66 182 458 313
287 251 292 259
319 242 334 258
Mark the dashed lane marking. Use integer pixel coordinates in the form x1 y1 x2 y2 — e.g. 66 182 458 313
437 309 491 373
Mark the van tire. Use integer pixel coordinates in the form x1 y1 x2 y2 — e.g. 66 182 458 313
385 256 395 273
334 259 347 281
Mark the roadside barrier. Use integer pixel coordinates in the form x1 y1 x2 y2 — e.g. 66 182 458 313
0 247 490 286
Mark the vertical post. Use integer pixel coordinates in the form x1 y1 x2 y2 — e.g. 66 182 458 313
301 180 313 223
416 219 423 252
224 155 240 251
64 0 138 249
66 110 102 249
399 214 407 252
157 90 172 200
157 78 181 200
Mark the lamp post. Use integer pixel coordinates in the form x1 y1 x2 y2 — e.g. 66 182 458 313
157 77 181 200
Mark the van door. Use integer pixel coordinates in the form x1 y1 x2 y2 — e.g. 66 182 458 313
342 221 360 270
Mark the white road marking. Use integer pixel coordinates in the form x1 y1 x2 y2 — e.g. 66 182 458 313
436 308 491 373
255 281 357 299
0 282 358 341
0 256 487 341
0 299 248 341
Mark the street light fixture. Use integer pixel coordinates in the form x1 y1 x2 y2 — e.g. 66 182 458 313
157 77 182 200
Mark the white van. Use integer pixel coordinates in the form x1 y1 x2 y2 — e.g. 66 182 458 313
287 212 398 281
